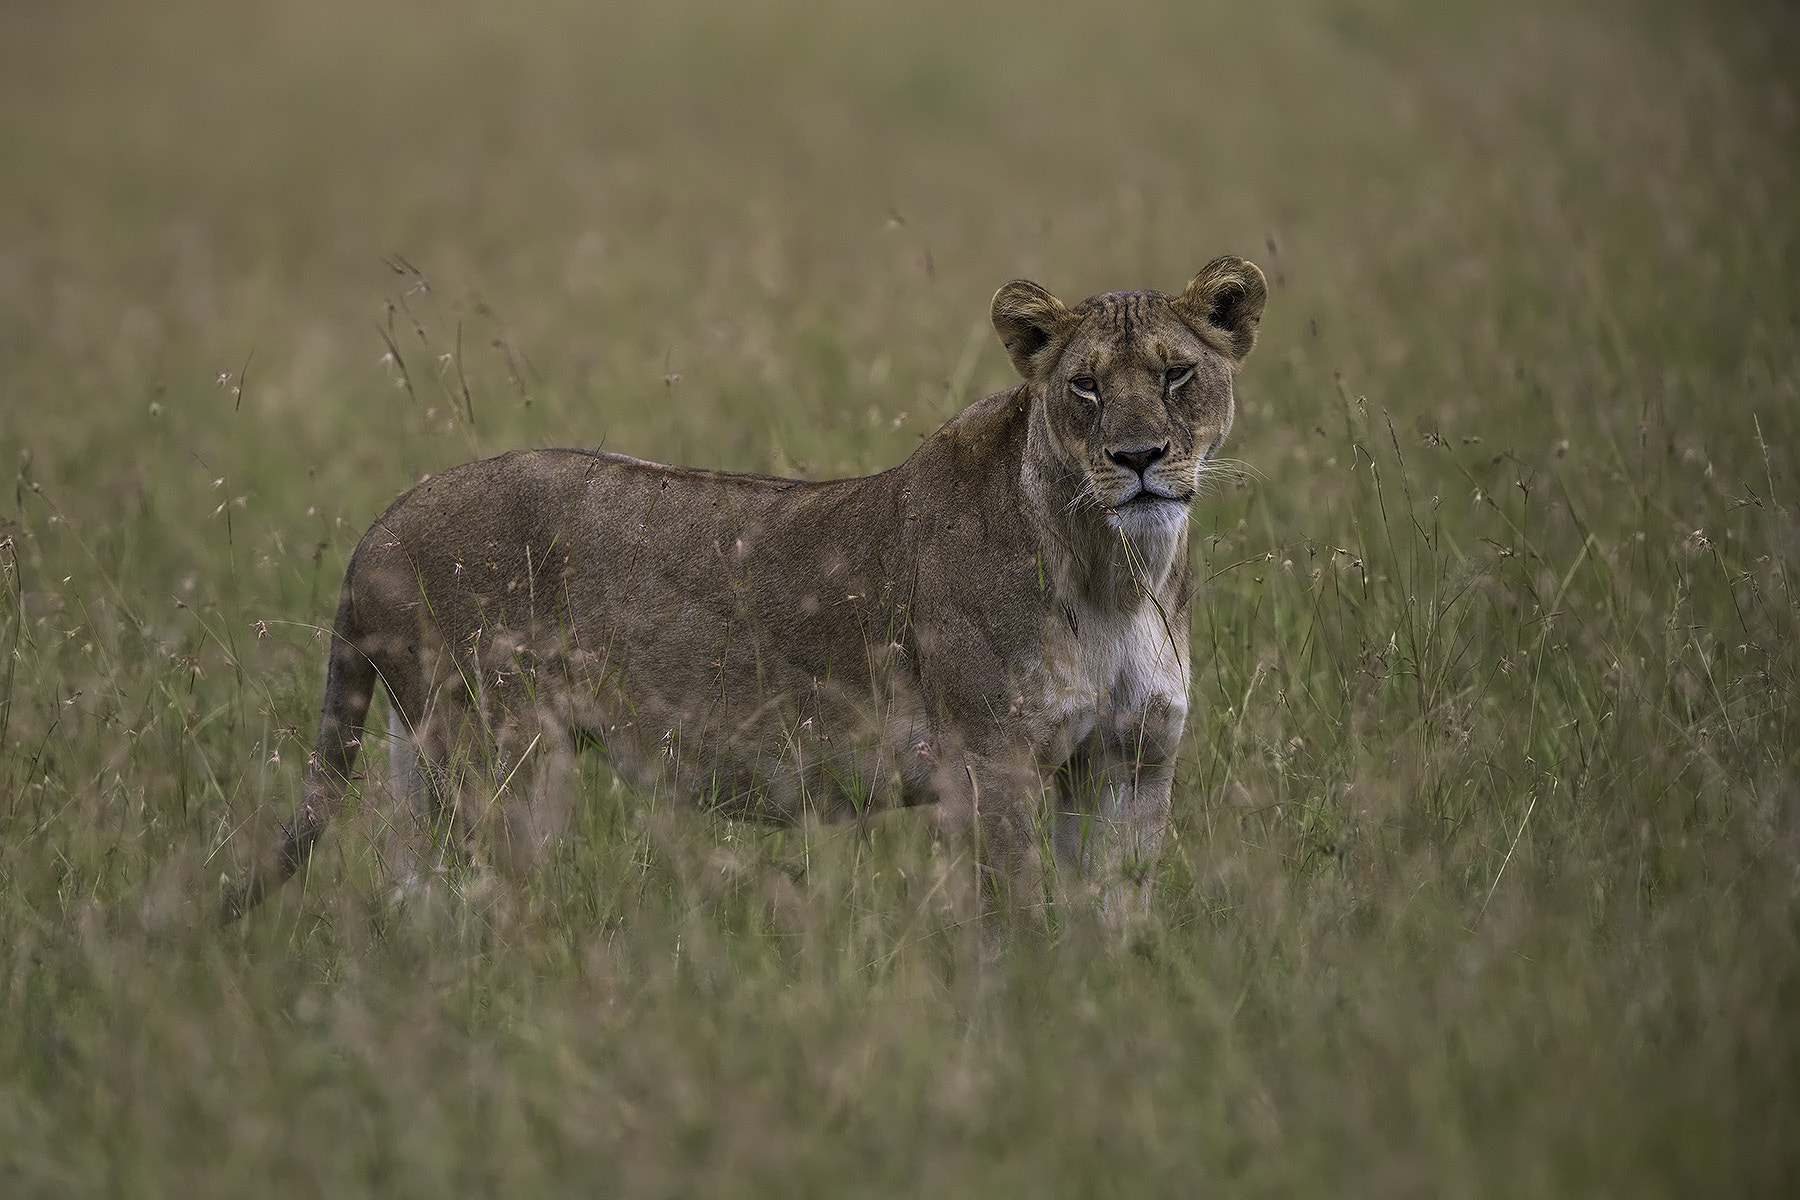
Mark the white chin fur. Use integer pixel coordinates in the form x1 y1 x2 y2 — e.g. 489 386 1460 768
1104 498 1190 539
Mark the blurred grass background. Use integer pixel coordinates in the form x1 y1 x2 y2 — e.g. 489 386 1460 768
2 0 1798 1194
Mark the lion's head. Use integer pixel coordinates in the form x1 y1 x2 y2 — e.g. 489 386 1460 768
992 256 1266 537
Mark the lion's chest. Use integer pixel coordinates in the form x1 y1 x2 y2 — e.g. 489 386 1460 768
1030 599 1191 765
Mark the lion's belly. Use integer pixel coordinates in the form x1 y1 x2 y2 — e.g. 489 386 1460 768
452 610 927 822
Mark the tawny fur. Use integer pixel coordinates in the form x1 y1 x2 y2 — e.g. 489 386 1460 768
224 257 1266 931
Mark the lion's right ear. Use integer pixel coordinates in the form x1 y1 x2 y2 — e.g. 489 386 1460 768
992 281 1081 382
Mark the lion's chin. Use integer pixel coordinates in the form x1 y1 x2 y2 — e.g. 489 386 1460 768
1104 492 1191 538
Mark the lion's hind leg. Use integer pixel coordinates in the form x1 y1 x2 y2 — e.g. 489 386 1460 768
377 676 491 902
401 677 577 886
490 708 576 876
379 701 454 898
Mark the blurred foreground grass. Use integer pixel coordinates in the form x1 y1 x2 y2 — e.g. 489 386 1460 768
2 0 1797 1194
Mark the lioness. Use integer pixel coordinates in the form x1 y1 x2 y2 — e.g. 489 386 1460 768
225 257 1265 930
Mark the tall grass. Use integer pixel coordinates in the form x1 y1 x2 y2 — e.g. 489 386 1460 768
2 0 1796 1194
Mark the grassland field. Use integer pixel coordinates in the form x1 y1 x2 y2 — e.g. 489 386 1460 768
1 0 1798 1195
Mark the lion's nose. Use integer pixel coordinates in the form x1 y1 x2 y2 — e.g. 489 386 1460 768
1108 443 1168 477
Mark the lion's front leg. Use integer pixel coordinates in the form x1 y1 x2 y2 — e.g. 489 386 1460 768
928 747 1052 934
1054 715 1181 936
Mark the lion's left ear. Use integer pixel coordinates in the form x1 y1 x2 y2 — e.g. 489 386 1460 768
1174 256 1267 362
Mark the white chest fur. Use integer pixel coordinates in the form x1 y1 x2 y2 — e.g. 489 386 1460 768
1036 594 1191 764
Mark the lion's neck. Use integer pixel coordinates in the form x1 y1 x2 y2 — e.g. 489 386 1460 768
1021 403 1188 617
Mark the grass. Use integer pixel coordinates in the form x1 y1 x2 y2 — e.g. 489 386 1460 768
2 0 1798 1194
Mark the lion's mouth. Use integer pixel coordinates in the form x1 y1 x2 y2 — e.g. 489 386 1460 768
1110 488 1192 511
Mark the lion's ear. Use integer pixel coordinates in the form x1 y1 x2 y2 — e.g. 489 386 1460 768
1175 256 1267 362
991 280 1081 381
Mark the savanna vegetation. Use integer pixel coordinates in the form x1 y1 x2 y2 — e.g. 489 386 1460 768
1 0 1796 1194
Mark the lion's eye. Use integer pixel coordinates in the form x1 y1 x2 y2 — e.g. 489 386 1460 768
1069 376 1099 401
1164 365 1195 390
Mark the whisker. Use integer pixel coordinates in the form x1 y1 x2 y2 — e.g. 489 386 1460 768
1200 456 1263 484
1064 481 1101 516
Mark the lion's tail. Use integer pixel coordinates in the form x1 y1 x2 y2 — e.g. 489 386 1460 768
222 581 377 921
